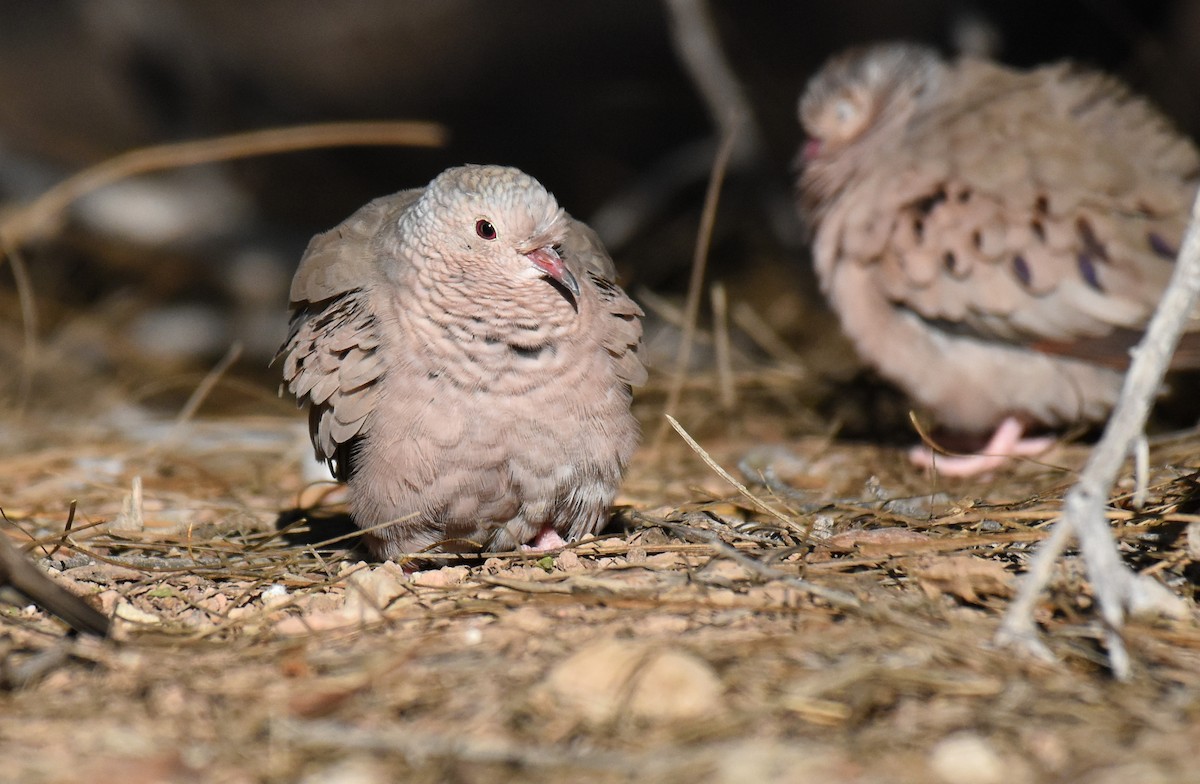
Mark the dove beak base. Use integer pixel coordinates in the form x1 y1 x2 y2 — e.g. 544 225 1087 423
525 247 580 296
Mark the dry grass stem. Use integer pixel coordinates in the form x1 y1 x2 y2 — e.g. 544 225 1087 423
730 302 807 367
710 282 736 411
665 414 798 529
2 240 39 410
654 129 739 447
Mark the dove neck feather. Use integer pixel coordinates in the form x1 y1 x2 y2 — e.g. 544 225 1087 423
378 239 581 394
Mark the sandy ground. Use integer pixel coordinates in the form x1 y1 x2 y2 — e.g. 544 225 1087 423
1 380 1199 784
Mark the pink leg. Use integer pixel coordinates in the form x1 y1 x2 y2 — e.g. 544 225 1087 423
521 524 568 552
909 416 1056 477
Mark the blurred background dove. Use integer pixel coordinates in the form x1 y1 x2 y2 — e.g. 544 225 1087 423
796 42 1199 475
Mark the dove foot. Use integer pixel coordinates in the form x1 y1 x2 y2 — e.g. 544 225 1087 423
909 416 1056 477
521 525 568 552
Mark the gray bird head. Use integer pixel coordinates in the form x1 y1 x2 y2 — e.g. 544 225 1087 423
799 42 944 161
406 164 579 297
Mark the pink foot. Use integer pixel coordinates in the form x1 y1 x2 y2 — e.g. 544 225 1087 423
909 416 1056 477
521 525 568 552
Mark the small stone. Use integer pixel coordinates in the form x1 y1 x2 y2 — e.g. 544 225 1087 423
545 639 724 724
930 733 1004 784
115 601 160 625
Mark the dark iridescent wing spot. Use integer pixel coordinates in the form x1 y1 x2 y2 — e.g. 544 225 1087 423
1012 254 1032 287
1147 231 1177 260
1076 217 1109 262
1077 253 1103 292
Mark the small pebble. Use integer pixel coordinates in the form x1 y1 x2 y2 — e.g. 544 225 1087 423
930 733 1004 784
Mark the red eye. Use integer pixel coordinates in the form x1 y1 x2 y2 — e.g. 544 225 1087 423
475 219 497 240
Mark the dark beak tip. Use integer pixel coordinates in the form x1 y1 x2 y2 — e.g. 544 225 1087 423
562 270 581 297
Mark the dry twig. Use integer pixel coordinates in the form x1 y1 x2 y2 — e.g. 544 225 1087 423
0 120 447 248
0 120 446 408
0 532 109 637
662 0 762 161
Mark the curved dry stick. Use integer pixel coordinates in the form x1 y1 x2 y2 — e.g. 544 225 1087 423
0 120 447 247
0 119 446 405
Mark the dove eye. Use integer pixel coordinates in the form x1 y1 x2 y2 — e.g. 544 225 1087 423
833 97 858 125
475 219 497 240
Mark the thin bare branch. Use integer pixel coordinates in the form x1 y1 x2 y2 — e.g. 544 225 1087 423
662 0 762 159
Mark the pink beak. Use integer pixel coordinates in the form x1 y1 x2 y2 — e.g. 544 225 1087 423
524 247 580 296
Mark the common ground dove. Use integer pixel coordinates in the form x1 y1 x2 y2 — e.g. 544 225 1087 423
797 42 1200 475
280 165 645 559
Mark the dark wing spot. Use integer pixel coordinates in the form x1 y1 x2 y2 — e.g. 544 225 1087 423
1077 253 1103 292
943 251 957 272
1012 254 1032 287
1076 217 1109 262
510 343 554 360
330 434 361 483
1034 195 1050 215
1147 231 1178 260
957 188 972 203
911 186 948 216
971 230 982 249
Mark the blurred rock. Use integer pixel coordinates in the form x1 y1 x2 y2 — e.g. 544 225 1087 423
545 638 724 724
930 733 1006 784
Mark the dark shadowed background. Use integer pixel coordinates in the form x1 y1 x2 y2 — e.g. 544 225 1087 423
0 0 1196 429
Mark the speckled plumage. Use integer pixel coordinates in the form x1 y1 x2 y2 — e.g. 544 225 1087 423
797 42 1200 451
280 165 644 559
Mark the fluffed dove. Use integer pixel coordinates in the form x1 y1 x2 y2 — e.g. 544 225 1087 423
797 42 1200 475
280 165 645 560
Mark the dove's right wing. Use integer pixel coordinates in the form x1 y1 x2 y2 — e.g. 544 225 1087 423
279 189 421 480
562 217 648 387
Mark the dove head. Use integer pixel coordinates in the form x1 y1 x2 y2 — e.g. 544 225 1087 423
406 165 579 298
799 42 943 162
